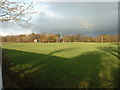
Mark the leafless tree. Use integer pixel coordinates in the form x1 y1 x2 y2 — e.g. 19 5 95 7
0 0 37 28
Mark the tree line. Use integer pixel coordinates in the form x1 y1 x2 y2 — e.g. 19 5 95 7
1 33 119 43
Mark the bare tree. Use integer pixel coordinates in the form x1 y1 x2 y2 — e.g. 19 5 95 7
0 0 37 28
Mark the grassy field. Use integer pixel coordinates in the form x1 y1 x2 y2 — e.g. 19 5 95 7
2 43 119 88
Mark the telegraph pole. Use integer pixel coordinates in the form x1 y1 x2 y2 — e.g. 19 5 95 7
101 35 103 43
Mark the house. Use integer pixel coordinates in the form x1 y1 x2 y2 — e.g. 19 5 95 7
34 39 38 43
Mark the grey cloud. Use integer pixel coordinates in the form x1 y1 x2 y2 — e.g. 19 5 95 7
1 2 118 36
31 2 118 36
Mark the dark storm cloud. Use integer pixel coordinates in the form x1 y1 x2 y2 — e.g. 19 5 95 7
31 2 118 36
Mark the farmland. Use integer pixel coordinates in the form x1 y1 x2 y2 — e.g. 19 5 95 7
2 43 119 88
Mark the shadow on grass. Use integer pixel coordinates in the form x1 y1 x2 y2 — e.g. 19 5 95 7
2 48 119 88
99 46 120 59
99 46 119 87
48 47 78 55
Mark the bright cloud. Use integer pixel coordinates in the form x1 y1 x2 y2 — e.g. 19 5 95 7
0 29 32 36
0 31 9 36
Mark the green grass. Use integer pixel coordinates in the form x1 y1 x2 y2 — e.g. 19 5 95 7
2 43 119 88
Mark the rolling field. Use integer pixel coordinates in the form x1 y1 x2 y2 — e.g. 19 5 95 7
2 43 119 88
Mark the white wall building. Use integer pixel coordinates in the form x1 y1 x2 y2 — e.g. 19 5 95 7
34 39 38 43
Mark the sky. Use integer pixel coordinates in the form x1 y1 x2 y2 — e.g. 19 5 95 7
0 1 118 36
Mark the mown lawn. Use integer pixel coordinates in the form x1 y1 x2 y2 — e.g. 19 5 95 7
2 43 119 88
